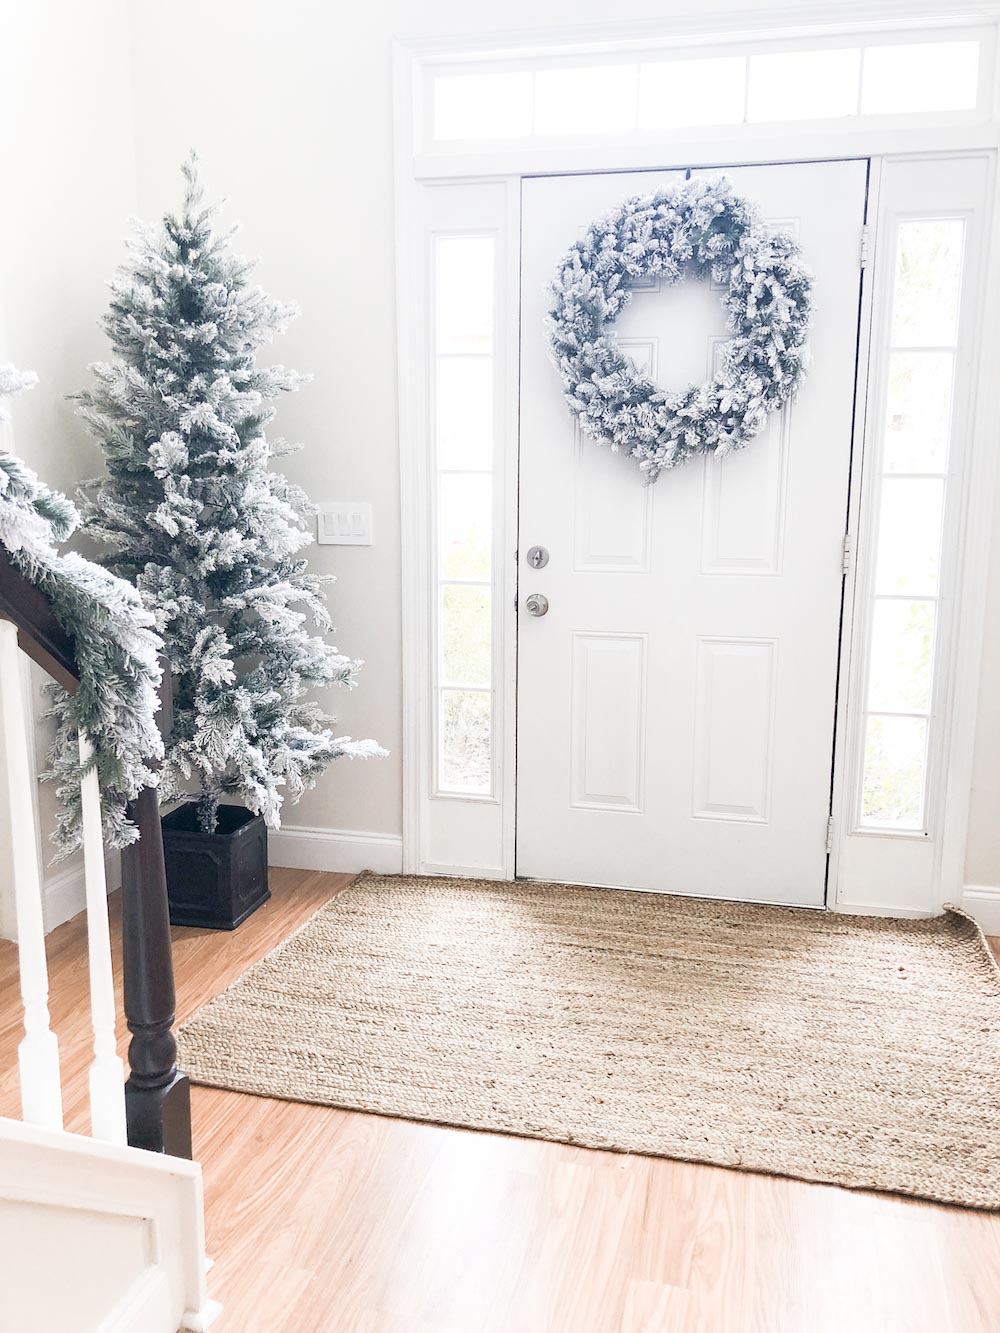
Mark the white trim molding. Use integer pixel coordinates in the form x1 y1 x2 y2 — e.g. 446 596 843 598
961 884 1000 934
267 825 403 876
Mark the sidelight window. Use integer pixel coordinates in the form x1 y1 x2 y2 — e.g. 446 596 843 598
858 218 966 830
432 234 496 795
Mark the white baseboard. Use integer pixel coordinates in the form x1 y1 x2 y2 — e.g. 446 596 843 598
267 824 403 875
961 885 1000 935
42 862 87 934
42 850 122 934
5 826 395 940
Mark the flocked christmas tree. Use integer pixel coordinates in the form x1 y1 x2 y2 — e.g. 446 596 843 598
72 157 383 834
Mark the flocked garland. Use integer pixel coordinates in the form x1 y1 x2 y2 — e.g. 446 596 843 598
0 365 164 856
546 175 813 483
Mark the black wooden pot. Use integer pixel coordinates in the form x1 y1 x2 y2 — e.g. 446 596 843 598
161 802 270 930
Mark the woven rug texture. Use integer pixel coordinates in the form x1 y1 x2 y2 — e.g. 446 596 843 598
177 873 1000 1209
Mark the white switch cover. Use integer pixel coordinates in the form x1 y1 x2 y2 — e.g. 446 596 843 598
317 502 373 546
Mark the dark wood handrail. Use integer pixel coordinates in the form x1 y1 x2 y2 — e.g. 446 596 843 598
0 547 79 693
0 545 191 1158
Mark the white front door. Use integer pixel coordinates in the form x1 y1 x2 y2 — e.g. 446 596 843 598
516 160 868 906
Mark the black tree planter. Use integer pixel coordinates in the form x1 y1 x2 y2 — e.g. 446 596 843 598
162 803 270 930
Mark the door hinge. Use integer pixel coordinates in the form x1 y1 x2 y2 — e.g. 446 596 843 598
841 533 853 576
826 815 835 854
860 223 870 270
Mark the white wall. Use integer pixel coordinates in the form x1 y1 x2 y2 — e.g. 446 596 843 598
1 1 138 495
2 0 998 894
0 0 139 933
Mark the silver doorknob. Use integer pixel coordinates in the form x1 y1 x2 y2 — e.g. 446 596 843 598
525 593 549 617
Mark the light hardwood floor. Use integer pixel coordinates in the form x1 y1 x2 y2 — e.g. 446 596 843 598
1 867 998 1333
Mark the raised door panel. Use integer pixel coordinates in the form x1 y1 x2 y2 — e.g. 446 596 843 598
570 633 647 812
692 637 777 823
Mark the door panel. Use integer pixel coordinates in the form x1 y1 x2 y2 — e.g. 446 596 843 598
570 632 647 812
516 160 868 905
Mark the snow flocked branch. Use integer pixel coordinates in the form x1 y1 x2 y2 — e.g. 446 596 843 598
0 365 164 856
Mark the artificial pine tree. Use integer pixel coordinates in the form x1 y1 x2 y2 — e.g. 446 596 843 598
72 158 382 836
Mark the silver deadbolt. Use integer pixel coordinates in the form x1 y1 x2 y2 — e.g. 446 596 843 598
525 593 549 617
526 545 549 569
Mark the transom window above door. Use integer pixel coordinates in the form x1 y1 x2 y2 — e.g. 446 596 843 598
421 27 991 152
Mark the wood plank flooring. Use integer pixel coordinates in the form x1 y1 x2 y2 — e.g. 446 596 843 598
1 867 998 1333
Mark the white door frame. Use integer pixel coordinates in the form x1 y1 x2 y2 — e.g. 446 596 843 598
393 8 1000 917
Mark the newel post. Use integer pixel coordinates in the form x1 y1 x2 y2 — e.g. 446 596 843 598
121 661 192 1158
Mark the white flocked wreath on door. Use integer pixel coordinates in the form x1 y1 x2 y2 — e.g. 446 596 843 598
545 175 814 484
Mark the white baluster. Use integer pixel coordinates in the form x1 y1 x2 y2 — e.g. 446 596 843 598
0 617 63 1130
78 731 128 1145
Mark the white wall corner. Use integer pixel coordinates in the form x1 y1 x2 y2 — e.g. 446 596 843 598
960 885 1000 936
267 824 403 876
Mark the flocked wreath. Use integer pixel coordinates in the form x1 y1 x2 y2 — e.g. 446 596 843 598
545 175 813 484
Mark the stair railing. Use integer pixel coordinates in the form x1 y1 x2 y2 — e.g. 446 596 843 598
0 546 191 1157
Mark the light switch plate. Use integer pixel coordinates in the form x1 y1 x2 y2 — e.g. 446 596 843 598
316 502 373 546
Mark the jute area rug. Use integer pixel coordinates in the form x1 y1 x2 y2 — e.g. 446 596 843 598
177 873 1000 1210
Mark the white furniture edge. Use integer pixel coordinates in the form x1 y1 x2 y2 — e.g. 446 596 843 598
0 1116 220 1332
